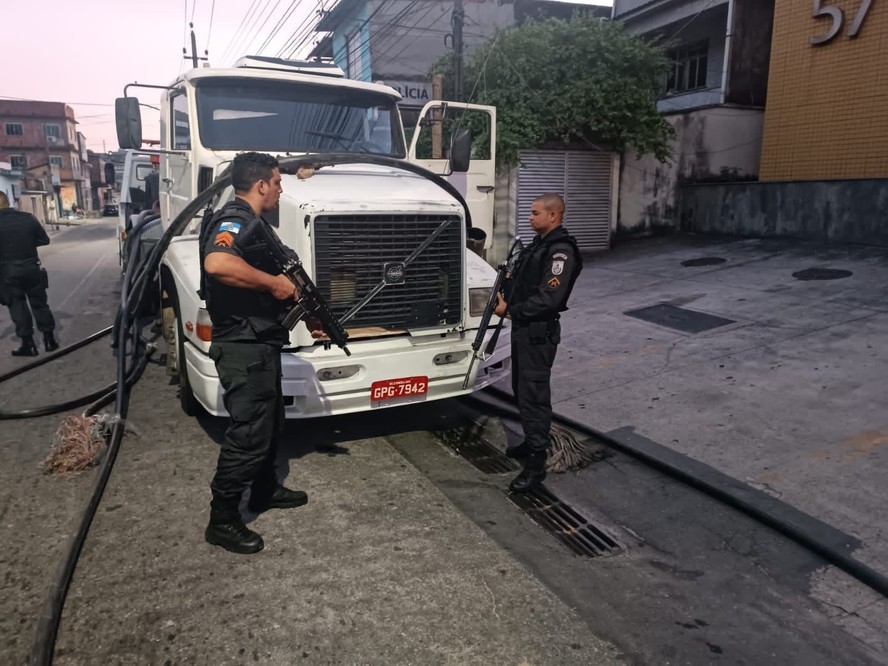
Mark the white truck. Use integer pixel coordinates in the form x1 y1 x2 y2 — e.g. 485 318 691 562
115 55 510 418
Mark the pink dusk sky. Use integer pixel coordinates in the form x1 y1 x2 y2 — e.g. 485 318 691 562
2 0 325 151
3 0 609 153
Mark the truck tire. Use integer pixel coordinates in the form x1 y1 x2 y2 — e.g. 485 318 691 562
169 288 203 417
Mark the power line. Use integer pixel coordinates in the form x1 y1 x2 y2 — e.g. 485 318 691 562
275 0 326 58
220 0 262 64
240 0 287 56
206 0 217 54
228 0 276 62
190 0 198 23
255 0 303 55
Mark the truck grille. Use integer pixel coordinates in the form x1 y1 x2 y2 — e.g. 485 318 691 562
313 214 463 330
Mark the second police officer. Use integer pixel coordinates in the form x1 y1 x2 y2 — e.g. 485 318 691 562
494 193 583 492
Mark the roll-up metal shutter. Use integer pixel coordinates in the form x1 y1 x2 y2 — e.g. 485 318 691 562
517 150 613 251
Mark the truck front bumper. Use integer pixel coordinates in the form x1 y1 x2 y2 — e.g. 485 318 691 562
184 329 511 419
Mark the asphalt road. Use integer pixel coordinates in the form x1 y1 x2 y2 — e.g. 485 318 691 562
1 222 885 664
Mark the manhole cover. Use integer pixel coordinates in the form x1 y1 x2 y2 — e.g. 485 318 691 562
510 486 624 558
792 268 853 281
624 304 735 334
681 257 726 267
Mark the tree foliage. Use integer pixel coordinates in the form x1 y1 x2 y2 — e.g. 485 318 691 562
432 16 674 167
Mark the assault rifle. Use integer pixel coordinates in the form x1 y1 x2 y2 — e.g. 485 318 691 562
461 237 524 390
240 221 351 356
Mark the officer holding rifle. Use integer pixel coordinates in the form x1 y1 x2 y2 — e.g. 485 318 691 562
494 193 582 493
201 151 322 554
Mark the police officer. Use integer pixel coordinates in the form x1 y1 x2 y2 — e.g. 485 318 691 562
202 152 316 554
0 192 59 356
494 193 582 492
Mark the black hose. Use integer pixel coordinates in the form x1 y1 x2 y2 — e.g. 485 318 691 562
0 327 112 385
477 385 888 600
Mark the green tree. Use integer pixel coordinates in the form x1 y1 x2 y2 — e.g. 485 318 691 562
432 16 674 167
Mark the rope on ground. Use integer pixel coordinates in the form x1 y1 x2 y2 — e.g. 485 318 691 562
547 425 603 474
40 414 137 477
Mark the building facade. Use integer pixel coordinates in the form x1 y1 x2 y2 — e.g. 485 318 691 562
759 0 888 180
0 100 91 214
613 0 775 236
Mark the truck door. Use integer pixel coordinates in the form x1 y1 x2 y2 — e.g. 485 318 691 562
162 90 194 224
407 102 496 250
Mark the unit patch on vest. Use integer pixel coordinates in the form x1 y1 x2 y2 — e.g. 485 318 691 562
547 276 561 288
551 260 564 276
219 221 241 234
553 252 568 260
214 231 235 247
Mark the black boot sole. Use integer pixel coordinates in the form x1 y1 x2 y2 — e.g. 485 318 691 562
248 495 308 513
509 473 546 493
205 528 264 554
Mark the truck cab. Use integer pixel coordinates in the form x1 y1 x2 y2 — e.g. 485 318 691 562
116 56 510 418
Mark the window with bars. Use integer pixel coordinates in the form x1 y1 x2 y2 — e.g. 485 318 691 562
9 155 26 169
45 124 61 139
665 40 709 94
49 156 63 168
5 123 23 136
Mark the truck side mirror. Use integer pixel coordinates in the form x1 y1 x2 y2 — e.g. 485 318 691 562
104 162 116 186
115 97 143 150
449 127 472 173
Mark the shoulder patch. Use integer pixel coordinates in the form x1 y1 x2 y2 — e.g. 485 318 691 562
547 276 561 288
551 260 564 276
214 231 235 248
219 221 241 234
552 252 568 260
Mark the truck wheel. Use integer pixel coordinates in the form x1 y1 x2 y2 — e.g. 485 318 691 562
170 293 203 417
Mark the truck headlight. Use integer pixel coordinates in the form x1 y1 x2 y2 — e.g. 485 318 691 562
469 288 492 317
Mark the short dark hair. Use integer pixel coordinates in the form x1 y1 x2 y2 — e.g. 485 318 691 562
231 152 279 193
534 193 565 215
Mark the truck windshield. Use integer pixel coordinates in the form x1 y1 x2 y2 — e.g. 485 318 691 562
195 78 405 157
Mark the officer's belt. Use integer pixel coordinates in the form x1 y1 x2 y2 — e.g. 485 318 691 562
513 317 560 328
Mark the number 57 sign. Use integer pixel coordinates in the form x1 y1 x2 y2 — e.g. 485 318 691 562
811 0 874 44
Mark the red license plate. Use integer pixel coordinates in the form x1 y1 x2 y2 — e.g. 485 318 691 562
371 376 429 402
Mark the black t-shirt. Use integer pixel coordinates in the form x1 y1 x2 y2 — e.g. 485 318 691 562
0 209 49 265
202 199 288 344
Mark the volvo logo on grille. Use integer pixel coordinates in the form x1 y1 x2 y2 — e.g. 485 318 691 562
384 262 406 285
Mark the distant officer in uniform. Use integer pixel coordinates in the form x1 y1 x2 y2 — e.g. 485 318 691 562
201 152 319 554
0 192 59 356
494 193 582 492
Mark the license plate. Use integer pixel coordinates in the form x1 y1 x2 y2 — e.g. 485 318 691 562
371 376 429 403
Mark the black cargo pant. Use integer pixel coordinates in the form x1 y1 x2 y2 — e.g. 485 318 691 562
208 340 284 520
511 320 561 461
2 263 55 339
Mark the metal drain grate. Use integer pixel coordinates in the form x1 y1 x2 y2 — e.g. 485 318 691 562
437 432 520 474
681 257 726 267
792 268 853 281
510 486 623 558
624 303 735 334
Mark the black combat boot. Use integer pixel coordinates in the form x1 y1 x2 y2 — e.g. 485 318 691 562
509 452 547 493
248 485 308 513
44 332 59 352
11 336 38 357
205 511 264 555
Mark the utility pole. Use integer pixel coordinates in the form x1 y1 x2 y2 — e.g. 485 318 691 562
452 0 464 102
183 23 209 69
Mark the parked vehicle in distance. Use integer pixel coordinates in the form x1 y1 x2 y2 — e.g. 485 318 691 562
102 204 119 216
